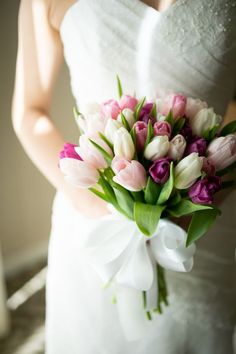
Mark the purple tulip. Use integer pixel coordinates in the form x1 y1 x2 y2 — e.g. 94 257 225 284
59 143 82 160
149 158 171 184
139 103 156 125
180 121 193 141
188 176 221 204
185 136 207 156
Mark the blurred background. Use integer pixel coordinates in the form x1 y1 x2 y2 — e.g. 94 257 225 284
0 1 236 354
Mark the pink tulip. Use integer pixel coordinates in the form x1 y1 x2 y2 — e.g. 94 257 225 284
161 94 187 119
112 157 147 191
59 143 82 160
185 97 208 119
111 156 131 174
101 99 121 119
119 95 138 111
59 158 99 188
207 134 236 171
133 121 148 152
75 134 113 169
153 121 172 138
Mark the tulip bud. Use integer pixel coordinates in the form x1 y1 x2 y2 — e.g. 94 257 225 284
119 95 138 111
104 118 123 144
59 158 99 188
144 135 170 161
60 143 82 160
161 94 187 119
185 97 207 119
185 136 207 156
188 176 221 204
112 157 147 191
133 121 148 152
75 134 113 169
174 152 203 189
101 99 121 119
168 134 186 161
113 127 135 160
207 134 236 171
149 158 171 184
117 108 135 128
153 121 172 138
85 113 108 138
190 107 222 136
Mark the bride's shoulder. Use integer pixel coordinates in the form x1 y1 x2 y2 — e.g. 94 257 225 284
48 0 78 31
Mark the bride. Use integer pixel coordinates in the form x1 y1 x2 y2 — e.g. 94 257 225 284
12 0 236 353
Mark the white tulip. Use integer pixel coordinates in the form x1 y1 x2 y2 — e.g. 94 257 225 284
144 135 170 161
85 113 108 138
104 118 123 144
174 152 203 189
168 134 186 161
113 127 135 160
190 107 222 136
117 108 135 128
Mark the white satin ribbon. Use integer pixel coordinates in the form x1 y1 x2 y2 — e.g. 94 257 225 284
83 204 196 341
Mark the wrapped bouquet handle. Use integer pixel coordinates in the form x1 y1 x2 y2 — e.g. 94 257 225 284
83 205 196 340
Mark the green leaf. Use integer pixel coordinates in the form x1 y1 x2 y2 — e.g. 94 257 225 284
130 191 144 202
103 166 115 183
98 132 113 150
134 202 165 236
168 191 182 207
150 102 157 118
203 125 219 141
186 208 220 246
89 187 110 203
120 111 130 130
143 120 154 151
172 117 185 137
113 187 134 220
134 96 146 121
130 125 137 146
89 138 112 164
157 162 174 205
220 120 236 136
116 74 123 99
165 110 174 126
73 106 82 118
144 176 162 204
98 173 116 202
168 199 213 218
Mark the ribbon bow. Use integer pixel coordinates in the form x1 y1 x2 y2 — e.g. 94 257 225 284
84 205 196 341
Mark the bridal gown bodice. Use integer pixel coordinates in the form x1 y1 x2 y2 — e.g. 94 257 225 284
45 1 236 353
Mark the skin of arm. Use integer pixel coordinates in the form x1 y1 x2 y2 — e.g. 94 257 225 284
12 0 111 218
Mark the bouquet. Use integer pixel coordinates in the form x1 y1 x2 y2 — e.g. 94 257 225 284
59 76 236 339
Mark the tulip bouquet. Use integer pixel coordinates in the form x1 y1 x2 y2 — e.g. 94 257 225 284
59 76 236 335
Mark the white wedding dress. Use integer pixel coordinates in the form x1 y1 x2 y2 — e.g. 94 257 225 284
45 0 236 353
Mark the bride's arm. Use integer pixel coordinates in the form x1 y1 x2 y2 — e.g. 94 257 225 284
12 0 110 218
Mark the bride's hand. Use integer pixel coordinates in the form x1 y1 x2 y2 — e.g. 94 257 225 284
64 184 112 219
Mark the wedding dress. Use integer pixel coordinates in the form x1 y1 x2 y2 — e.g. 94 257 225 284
45 0 236 353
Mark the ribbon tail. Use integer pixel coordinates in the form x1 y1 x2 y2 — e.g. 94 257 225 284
115 284 152 341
